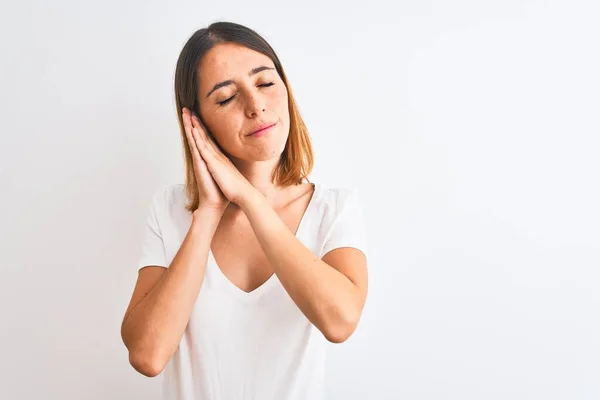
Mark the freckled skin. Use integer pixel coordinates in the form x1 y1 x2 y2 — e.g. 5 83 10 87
196 43 290 166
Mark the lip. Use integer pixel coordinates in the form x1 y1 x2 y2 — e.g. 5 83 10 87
247 122 277 137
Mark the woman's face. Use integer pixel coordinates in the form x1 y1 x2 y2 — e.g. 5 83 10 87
196 42 290 163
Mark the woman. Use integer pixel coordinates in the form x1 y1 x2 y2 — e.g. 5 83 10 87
121 21 369 400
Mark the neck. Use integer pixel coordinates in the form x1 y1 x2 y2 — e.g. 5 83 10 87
230 156 293 207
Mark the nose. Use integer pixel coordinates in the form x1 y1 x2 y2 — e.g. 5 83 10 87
244 91 266 118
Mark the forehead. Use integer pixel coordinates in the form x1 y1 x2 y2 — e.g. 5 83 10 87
198 42 275 83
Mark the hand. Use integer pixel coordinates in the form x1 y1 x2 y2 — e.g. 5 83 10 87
182 107 229 212
183 108 256 206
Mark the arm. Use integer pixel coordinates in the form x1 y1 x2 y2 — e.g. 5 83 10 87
184 116 368 342
239 192 368 343
121 207 222 377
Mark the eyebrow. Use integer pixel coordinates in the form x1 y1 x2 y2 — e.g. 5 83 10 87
205 66 275 98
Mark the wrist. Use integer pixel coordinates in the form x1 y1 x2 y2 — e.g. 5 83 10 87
192 206 225 226
237 186 264 212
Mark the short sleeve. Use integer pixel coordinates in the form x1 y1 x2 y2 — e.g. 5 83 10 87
136 189 168 272
320 189 369 258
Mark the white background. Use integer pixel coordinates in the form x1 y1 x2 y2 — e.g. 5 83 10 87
1 1 598 399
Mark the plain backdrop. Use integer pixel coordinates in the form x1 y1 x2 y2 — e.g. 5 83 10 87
1 1 598 399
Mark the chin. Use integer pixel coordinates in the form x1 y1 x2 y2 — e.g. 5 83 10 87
228 138 286 162
242 131 289 161
247 147 285 162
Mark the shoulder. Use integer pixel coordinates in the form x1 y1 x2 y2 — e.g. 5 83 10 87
150 182 185 202
146 183 188 218
311 182 366 227
311 183 369 257
314 183 363 211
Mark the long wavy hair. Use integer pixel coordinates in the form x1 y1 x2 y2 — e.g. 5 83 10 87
173 21 314 212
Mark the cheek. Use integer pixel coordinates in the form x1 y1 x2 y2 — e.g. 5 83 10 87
211 113 238 142
272 87 289 118
201 103 231 132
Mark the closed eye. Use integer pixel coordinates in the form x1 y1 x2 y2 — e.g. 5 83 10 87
216 82 275 106
217 95 236 106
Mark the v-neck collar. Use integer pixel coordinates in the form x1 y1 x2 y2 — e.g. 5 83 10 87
208 182 320 301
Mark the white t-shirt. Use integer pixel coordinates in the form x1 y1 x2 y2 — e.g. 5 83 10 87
136 182 369 400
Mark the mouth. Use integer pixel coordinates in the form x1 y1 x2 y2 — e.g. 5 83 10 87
247 122 277 137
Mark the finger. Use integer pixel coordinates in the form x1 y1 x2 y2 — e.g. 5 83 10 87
184 125 195 155
192 127 219 177
182 107 192 124
190 114 210 143
192 127 212 160
191 114 226 159
191 114 215 147
182 114 195 140
195 144 210 175
185 123 203 166
187 126 214 180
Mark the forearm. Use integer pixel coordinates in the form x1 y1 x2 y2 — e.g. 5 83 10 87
240 193 361 342
122 208 222 372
